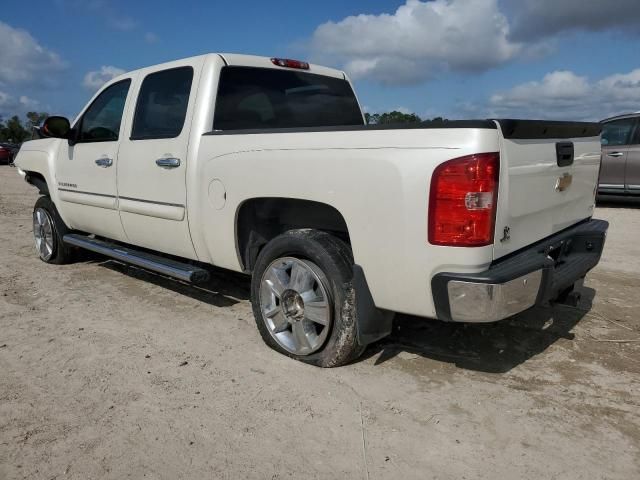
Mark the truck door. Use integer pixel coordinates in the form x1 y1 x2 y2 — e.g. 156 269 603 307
625 119 640 193
116 65 198 259
600 117 634 193
55 78 132 241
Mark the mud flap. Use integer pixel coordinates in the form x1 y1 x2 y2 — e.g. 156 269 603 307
353 264 395 346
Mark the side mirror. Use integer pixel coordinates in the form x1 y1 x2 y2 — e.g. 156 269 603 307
41 116 71 139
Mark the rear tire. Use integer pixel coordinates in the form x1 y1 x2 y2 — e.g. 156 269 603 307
33 196 74 264
250 229 364 367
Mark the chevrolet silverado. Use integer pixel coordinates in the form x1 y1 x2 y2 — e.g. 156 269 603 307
15 53 608 366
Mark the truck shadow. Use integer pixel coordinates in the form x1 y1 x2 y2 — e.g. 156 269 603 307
92 254 594 374
97 259 251 308
596 195 640 208
364 286 595 374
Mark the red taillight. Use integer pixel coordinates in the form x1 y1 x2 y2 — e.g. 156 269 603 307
428 152 500 247
271 58 310 70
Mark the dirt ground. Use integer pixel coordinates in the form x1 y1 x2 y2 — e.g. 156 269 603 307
0 165 638 480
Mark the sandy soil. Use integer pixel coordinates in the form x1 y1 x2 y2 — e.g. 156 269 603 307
1 165 639 480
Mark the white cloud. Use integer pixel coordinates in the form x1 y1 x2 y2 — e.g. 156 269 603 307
56 0 138 32
488 69 640 120
310 0 524 85
82 66 126 90
108 16 137 31
596 70 640 102
392 106 412 115
0 91 41 118
0 91 11 110
490 71 591 106
506 0 640 41
307 0 640 87
19 95 40 109
0 21 66 85
144 32 159 44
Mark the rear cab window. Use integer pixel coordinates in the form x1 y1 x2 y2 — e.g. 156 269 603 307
213 66 364 130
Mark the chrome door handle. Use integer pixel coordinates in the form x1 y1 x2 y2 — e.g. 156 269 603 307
607 152 624 158
155 157 181 168
95 157 113 167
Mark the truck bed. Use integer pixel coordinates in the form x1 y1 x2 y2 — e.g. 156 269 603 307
206 118 602 261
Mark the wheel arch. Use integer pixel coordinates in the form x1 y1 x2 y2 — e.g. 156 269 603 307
235 197 351 272
24 171 49 195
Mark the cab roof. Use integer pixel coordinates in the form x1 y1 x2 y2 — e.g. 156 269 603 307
109 53 347 84
219 53 346 79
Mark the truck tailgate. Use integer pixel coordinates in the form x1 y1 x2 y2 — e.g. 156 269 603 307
493 120 602 260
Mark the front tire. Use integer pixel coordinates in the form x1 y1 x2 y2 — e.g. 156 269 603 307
251 229 364 367
33 196 73 264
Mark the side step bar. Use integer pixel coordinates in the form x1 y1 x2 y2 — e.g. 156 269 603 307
63 234 210 284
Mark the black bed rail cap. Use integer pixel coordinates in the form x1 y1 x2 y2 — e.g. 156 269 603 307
495 119 602 140
205 120 497 136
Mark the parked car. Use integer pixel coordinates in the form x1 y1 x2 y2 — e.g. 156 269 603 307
14 53 608 367
599 112 640 196
0 143 19 164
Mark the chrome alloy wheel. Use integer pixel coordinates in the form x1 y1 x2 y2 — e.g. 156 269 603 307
259 257 333 355
33 207 55 261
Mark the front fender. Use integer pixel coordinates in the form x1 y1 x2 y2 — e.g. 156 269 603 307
14 139 66 220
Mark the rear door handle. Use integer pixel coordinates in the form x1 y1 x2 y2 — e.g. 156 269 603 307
155 157 181 168
607 152 624 158
95 157 113 168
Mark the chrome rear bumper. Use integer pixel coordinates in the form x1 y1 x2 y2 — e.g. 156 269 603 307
447 270 543 322
432 219 608 323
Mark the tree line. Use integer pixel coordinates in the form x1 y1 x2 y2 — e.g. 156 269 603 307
365 111 448 125
0 112 49 144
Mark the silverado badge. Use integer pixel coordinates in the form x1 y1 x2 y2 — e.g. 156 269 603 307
555 173 573 192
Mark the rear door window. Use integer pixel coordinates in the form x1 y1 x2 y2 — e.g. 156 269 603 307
213 66 364 130
131 67 194 140
602 118 635 146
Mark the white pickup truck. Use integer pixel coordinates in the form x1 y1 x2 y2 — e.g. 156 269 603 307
15 53 608 367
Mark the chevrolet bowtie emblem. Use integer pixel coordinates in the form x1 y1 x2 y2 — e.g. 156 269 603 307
555 172 573 192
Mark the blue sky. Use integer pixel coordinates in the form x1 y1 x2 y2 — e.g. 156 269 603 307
1 0 640 122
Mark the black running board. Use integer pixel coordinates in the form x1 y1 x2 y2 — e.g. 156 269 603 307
63 234 210 284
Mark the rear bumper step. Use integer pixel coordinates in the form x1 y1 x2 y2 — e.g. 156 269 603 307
63 234 210 284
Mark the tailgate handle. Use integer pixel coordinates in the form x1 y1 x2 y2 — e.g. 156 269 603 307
556 142 574 167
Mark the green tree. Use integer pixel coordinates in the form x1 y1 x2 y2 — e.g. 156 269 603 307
0 112 49 143
422 116 450 125
26 111 49 129
0 116 27 143
378 111 422 124
365 111 423 125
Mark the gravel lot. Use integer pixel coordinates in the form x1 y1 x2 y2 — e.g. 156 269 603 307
1 165 639 479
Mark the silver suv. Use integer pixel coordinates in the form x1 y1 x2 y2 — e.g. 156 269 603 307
599 113 640 196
